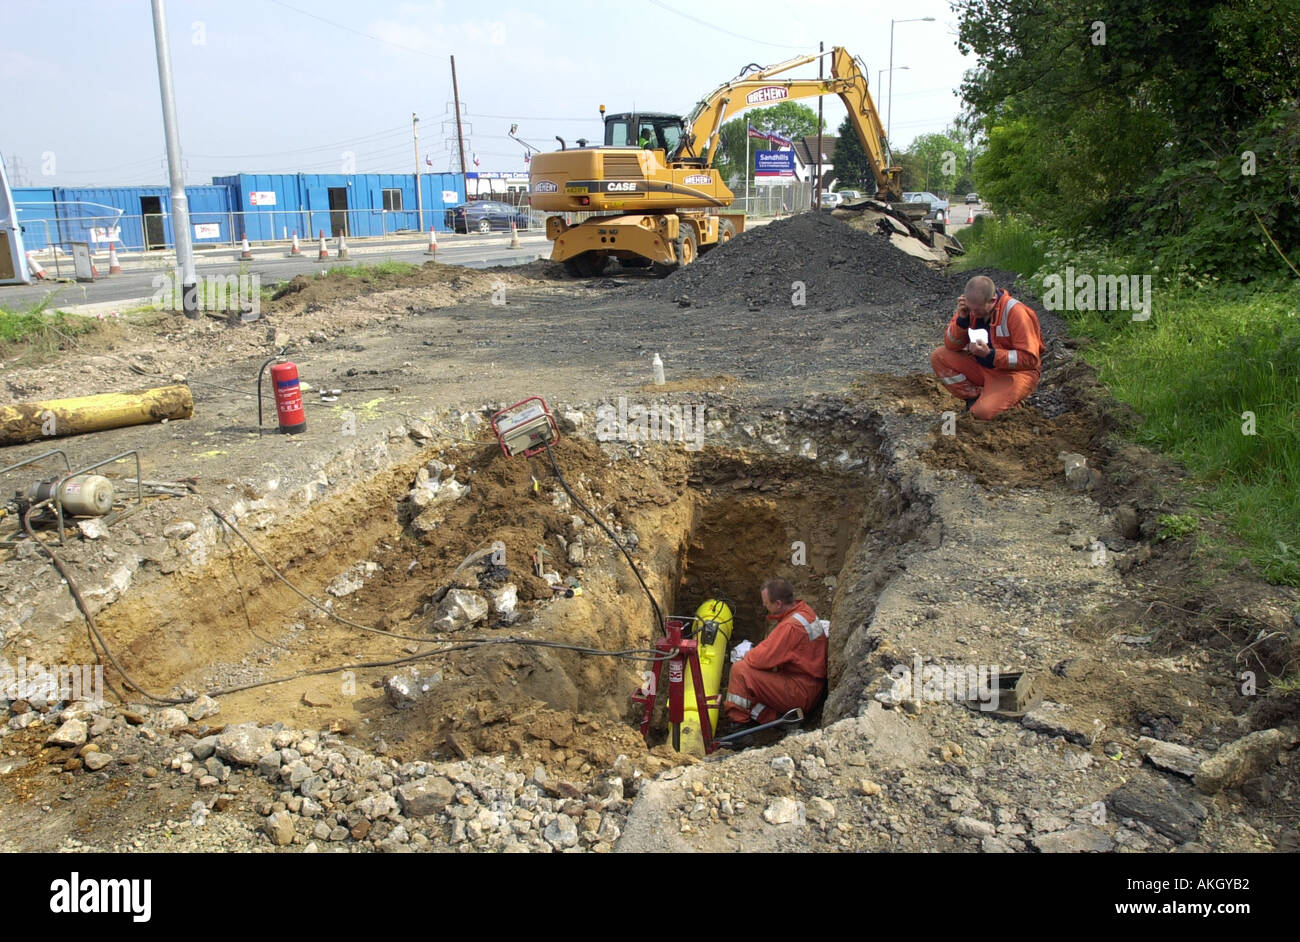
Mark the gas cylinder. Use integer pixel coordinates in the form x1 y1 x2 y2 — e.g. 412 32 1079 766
270 362 306 434
28 474 115 516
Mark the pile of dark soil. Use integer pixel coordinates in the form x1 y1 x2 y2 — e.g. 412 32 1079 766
643 212 949 311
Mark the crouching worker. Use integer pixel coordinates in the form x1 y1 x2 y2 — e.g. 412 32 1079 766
724 577 827 727
930 275 1045 420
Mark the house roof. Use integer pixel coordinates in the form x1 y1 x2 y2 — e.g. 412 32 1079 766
793 134 838 168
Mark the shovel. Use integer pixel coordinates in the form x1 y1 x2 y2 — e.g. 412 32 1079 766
713 708 804 749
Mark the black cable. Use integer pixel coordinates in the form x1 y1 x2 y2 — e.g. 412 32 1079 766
541 440 665 635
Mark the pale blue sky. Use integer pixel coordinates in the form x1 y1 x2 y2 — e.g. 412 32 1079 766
3 0 973 187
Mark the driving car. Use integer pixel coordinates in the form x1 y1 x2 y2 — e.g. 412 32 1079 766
966 192 980 204
444 200 531 234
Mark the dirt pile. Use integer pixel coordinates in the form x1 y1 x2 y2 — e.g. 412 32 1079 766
643 212 950 311
265 260 553 315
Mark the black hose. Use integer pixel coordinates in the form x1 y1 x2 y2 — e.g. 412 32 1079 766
541 440 665 634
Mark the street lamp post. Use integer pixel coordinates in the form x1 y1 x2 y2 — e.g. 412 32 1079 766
888 17 935 146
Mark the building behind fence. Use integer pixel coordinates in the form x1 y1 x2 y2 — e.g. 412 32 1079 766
13 171 466 254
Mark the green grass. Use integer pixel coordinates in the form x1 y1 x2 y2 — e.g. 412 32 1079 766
0 299 103 362
959 216 1300 586
322 260 419 279
954 215 1048 276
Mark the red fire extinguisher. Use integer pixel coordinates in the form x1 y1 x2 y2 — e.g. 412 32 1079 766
270 361 306 434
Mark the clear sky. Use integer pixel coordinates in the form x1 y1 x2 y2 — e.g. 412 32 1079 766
3 0 974 187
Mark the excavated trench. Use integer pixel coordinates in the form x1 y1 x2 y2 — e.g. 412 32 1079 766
88 416 928 775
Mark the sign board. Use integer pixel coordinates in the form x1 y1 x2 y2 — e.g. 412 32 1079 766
193 223 221 239
71 241 94 282
755 149 795 177
466 171 526 180
745 86 789 105
88 226 122 243
249 191 277 206
442 190 460 204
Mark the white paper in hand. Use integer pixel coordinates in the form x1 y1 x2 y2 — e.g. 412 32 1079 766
730 640 753 663
967 327 989 347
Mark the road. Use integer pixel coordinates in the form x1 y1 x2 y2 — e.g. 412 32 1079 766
2 232 552 312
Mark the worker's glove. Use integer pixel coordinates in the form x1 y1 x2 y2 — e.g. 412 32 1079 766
955 312 971 329
730 640 753 663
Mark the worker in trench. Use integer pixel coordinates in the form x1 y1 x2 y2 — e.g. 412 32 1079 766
723 577 827 728
930 274 1046 420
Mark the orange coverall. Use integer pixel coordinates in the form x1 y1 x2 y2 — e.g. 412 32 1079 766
724 600 827 725
930 290 1045 420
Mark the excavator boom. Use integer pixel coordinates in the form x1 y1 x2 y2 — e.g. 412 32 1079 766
528 46 900 275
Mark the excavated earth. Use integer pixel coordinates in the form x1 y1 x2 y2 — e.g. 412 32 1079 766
0 213 1296 854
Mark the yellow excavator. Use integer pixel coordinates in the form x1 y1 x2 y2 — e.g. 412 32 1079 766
528 46 901 276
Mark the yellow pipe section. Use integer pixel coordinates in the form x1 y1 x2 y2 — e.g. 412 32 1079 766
677 598 733 756
0 385 194 446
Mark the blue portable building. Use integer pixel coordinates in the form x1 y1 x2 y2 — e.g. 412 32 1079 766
214 172 464 241
12 172 465 251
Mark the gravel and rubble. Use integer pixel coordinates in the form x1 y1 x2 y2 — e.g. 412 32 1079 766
3 214 1298 854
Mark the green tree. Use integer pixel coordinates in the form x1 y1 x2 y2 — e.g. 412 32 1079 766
714 102 819 189
831 115 877 192
900 132 967 196
955 0 1300 277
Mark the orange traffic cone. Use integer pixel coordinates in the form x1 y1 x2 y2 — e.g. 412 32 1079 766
966 205 974 224
317 230 329 260
425 226 439 254
25 251 47 280
108 242 122 275
336 232 349 260
288 230 302 257
239 235 253 260
509 219 520 249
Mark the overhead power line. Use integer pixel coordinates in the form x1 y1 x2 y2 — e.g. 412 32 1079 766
268 0 444 59
645 0 806 50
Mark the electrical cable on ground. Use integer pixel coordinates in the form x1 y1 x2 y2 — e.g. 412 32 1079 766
541 440 665 633
21 504 189 706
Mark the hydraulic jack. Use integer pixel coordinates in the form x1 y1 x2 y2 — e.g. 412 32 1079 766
632 616 722 755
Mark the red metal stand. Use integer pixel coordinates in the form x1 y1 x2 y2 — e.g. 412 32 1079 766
632 616 721 754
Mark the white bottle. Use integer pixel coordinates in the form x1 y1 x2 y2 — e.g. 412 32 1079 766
652 352 665 385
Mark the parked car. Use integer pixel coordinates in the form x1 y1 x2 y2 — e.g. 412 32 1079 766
965 192 980 204
837 189 863 202
445 200 531 234
819 192 843 209
903 191 950 231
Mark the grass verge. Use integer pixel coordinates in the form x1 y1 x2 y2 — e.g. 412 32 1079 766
960 218 1300 587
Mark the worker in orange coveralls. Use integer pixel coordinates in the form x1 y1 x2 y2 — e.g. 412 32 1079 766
930 275 1045 420
724 577 826 727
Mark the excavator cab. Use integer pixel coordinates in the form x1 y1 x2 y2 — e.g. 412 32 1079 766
603 112 687 156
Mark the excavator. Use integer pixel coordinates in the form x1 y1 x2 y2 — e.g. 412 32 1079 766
528 46 901 276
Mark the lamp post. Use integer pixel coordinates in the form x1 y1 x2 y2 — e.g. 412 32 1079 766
888 17 934 146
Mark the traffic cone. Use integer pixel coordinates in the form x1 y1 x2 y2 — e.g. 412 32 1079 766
239 235 253 260
966 205 974 224
509 220 520 249
25 251 47 280
425 226 439 254
336 232 349 260
108 242 122 275
288 230 302 257
317 230 329 260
